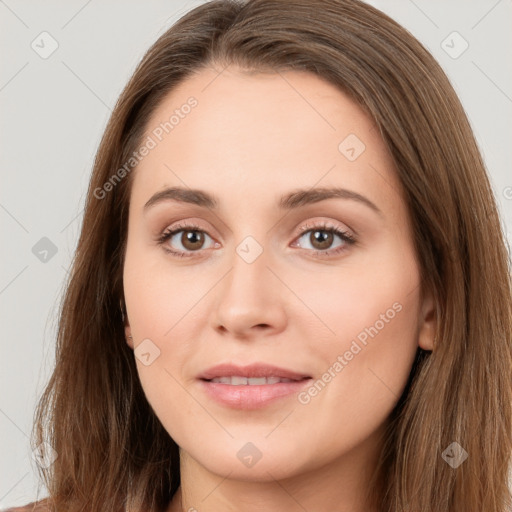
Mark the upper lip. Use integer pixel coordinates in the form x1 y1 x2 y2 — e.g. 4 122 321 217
198 363 311 381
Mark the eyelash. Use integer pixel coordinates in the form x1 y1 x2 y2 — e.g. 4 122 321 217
156 221 356 259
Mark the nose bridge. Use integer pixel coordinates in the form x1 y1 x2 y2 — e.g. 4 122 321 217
225 233 272 301
212 231 285 334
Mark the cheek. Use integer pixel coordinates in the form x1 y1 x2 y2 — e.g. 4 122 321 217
123 237 207 338
306 297 418 460
122 246 210 421
283 242 419 348
295 255 421 438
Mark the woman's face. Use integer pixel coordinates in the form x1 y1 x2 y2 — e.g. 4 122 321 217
122 66 435 481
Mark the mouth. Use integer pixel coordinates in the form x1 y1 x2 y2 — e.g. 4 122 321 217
197 363 313 409
205 376 307 385
198 362 312 382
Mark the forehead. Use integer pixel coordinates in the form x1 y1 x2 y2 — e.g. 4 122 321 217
144 66 381 159
130 66 403 221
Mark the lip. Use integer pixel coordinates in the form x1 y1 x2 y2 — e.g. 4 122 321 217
198 363 311 381
197 363 312 409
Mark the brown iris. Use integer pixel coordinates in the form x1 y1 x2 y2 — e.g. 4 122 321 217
309 229 333 250
181 230 205 251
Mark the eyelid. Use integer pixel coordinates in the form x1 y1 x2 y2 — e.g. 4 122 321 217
157 219 216 240
291 221 356 252
295 219 353 237
157 221 217 247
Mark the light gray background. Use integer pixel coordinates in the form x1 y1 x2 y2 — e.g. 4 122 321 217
1 0 511 508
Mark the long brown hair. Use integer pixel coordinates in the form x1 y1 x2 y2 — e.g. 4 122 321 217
31 0 512 511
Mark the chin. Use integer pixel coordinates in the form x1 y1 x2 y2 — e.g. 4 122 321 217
184 437 311 481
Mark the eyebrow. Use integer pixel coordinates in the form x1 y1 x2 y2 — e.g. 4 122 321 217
143 186 383 217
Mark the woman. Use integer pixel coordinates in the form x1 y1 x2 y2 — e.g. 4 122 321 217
5 0 512 511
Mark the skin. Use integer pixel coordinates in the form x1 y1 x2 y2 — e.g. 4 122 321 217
122 65 436 512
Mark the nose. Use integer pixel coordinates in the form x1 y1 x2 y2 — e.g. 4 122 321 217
211 243 288 340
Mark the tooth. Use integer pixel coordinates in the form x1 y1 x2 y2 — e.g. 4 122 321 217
247 377 267 385
208 376 297 385
231 376 248 385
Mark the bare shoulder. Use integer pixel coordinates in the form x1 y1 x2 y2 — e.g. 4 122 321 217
1 500 52 512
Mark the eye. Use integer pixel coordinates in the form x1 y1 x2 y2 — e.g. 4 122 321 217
157 222 217 258
291 222 356 257
156 221 356 259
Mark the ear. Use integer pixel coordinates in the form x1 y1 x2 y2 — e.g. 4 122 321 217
121 299 134 350
124 324 134 350
417 286 437 351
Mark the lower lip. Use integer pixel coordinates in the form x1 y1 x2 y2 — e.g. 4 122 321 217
198 379 312 409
